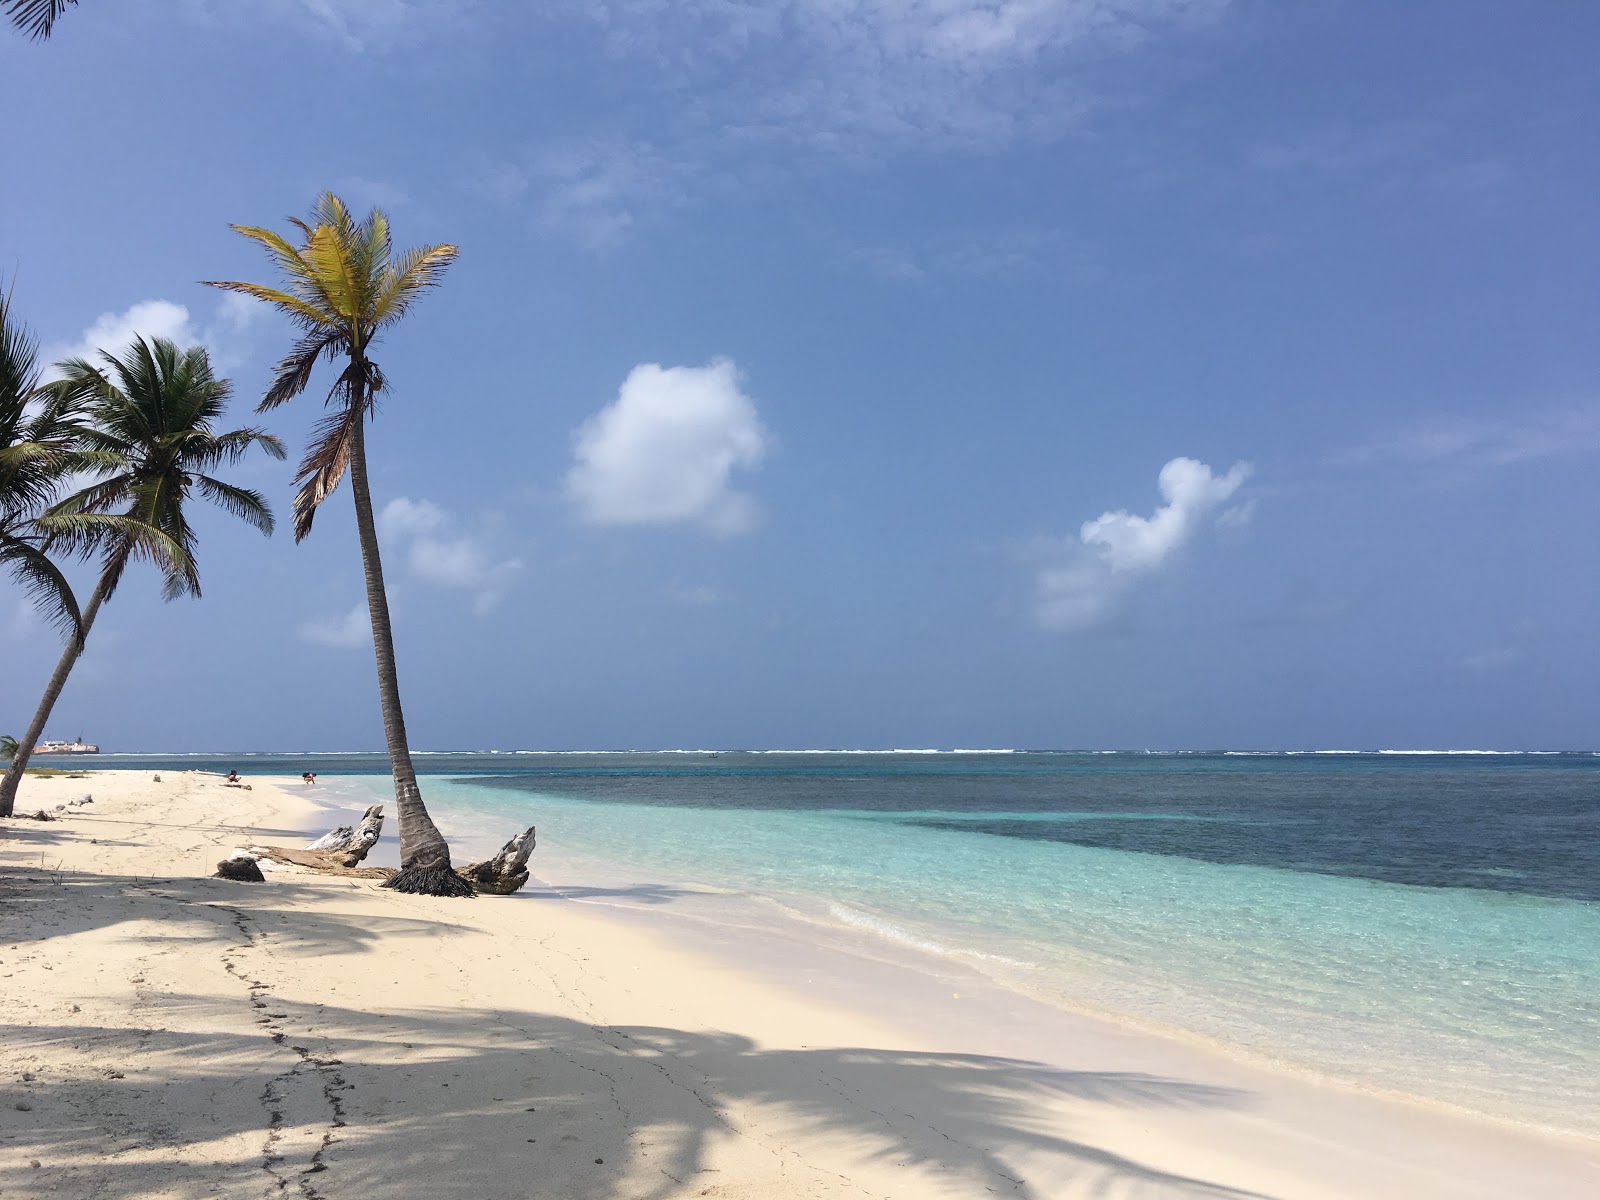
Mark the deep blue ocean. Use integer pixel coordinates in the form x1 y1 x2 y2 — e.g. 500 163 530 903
88 750 1600 1136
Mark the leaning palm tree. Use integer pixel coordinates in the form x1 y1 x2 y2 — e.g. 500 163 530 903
1 284 88 642
4 0 78 40
205 194 470 896
0 337 285 816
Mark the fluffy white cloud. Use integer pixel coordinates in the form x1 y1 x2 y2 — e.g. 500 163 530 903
1034 456 1250 632
43 296 257 378
379 498 522 613
567 359 769 536
298 604 370 650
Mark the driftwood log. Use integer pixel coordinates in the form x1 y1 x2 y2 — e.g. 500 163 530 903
305 805 385 864
242 805 390 878
217 807 538 895
458 826 537 895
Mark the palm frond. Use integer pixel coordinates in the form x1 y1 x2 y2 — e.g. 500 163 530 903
0 533 80 642
201 279 335 332
183 426 288 467
193 475 275 536
373 243 460 328
257 327 346 413
33 511 190 601
4 0 77 41
290 405 360 541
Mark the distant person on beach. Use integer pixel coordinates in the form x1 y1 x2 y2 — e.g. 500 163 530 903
301 771 318 785
226 769 240 783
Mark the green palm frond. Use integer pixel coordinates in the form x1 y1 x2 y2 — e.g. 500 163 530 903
1 281 85 640
4 0 77 41
193 475 275 536
0 534 80 640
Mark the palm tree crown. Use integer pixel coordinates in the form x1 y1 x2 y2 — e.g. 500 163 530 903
205 193 458 539
42 336 286 597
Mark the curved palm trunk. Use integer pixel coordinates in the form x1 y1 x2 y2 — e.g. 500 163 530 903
0 575 108 818
349 413 471 896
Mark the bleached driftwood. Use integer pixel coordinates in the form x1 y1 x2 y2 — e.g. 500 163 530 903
236 805 390 879
458 826 537 895
306 805 385 862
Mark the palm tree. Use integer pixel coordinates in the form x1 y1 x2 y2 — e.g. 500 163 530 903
4 0 78 40
1 283 86 642
0 337 285 817
204 194 470 896
0 735 18 763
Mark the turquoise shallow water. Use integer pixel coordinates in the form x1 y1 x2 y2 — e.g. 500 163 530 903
90 751 1600 1136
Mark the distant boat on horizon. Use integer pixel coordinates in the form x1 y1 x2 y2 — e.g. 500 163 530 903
36 737 100 755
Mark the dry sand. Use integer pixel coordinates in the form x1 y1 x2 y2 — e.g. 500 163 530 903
1 771 1596 1199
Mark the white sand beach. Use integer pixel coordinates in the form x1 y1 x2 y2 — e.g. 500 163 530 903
2 771 1596 1199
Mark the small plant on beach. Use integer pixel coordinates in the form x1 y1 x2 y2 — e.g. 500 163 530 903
4 1 78 40
205 194 472 897
0 338 284 817
0 283 88 645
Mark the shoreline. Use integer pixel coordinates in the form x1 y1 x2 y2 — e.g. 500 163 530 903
2 770 1596 1198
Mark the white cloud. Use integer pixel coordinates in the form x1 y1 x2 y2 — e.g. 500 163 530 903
1461 648 1524 672
666 580 723 606
184 0 471 52
848 228 1100 283
8 600 40 640
299 604 370 650
568 1 1228 152
1033 456 1250 632
1341 404 1600 469
379 498 522 613
379 497 448 539
43 297 257 379
483 137 685 252
567 359 769 536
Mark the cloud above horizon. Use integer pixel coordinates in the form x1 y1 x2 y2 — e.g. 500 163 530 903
379 498 523 613
567 359 770 536
42 296 257 379
1340 403 1600 469
298 604 370 650
1034 456 1251 631
566 0 1228 152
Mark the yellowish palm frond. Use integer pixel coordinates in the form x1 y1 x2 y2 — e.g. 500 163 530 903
305 224 362 322
220 225 354 322
202 281 337 331
373 243 461 328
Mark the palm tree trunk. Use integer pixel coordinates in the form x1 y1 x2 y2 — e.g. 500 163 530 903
0 575 109 818
348 411 471 896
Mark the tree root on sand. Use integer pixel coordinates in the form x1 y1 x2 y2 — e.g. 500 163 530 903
382 861 476 897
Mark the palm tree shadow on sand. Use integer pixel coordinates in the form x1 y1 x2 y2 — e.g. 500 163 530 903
3 1000 1274 1199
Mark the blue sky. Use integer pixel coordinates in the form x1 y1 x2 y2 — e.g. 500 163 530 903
2 1 1597 751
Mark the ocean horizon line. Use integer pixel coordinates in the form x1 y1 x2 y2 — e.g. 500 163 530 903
54 747 1600 758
